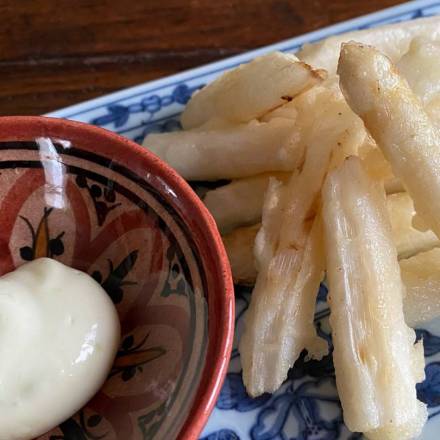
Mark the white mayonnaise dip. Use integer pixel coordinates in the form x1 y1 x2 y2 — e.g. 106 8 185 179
0 258 120 440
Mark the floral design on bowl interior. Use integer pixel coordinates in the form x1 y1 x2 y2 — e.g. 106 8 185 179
0 117 234 440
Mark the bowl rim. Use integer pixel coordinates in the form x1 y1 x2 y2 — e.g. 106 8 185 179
0 115 235 440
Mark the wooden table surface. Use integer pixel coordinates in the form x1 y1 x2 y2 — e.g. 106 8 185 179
0 0 403 116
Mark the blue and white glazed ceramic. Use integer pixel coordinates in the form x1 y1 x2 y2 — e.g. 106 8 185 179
49 1 440 438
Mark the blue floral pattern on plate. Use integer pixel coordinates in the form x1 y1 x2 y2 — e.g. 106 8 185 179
48 1 440 438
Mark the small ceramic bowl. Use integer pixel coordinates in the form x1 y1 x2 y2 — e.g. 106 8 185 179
0 116 234 439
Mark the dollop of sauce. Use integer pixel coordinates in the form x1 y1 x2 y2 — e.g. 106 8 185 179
0 258 120 440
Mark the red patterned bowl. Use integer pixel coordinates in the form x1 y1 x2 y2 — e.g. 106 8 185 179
0 116 234 440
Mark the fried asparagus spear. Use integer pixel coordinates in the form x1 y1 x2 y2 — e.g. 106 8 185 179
204 172 289 233
239 193 328 397
322 156 426 440
222 224 260 286
181 52 325 129
397 37 440 125
143 117 304 180
388 192 439 259
338 41 440 240
401 248 440 327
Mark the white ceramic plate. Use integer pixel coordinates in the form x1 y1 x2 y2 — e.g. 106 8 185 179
49 1 440 438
